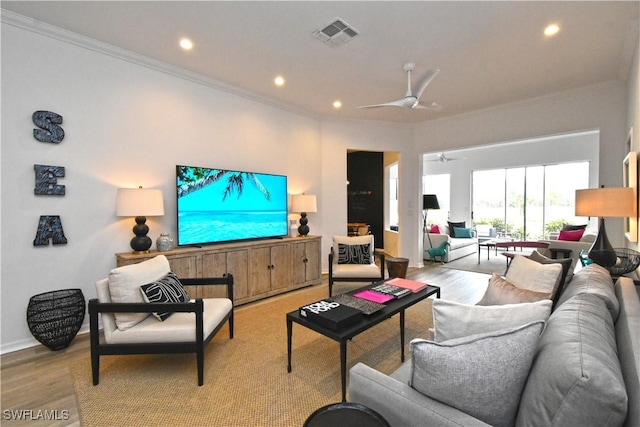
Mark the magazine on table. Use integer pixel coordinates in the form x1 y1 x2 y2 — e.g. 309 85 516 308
384 277 428 293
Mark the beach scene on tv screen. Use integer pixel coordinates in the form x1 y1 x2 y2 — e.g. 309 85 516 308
177 167 288 245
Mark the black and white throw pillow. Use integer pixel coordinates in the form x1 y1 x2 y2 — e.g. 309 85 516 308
140 272 189 321
338 243 372 264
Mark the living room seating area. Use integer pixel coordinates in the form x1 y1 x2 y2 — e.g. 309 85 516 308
349 262 640 427
424 222 478 263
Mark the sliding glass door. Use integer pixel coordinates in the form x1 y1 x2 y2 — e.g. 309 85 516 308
472 162 589 240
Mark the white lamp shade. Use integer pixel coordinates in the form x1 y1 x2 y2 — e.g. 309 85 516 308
575 187 635 218
290 194 317 213
116 188 165 217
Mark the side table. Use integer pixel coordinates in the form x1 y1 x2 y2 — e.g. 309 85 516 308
549 248 572 259
304 402 390 427
386 257 409 278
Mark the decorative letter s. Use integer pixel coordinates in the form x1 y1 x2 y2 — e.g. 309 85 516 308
32 111 64 143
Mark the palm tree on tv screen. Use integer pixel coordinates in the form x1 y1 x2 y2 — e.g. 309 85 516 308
177 167 271 201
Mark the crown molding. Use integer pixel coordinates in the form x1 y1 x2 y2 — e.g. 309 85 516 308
1 9 318 121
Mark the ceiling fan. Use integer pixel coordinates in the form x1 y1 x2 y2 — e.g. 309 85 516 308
358 62 442 110
428 152 462 163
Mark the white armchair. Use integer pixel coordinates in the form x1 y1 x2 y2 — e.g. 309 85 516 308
88 255 234 386
328 235 385 297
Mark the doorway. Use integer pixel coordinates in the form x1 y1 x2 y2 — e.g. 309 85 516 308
347 151 384 246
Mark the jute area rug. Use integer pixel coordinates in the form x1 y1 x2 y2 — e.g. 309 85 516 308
72 284 433 426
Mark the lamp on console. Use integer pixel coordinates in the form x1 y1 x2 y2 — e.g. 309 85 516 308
116 186 165 253
575 186 635 267
423 194 440 249
291 194 317 237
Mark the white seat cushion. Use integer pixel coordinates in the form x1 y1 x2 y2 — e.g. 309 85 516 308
106 298 232 344
107 255 171 331
332 263 382 278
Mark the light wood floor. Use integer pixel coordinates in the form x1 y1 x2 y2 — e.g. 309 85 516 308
0 263 488 426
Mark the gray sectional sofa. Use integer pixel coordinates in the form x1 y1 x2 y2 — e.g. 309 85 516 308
349 264 640 426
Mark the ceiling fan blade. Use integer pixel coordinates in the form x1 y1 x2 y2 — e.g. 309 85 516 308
414 101 443 110
358 98 412 109
413 68 440 99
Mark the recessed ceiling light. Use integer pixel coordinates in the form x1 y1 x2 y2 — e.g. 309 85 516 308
274 76 285 87
180 38 193 50
544 24 560 37
333 100 342 109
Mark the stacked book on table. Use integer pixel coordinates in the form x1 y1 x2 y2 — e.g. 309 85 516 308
354 277 429 304
299 278 430 330
299 300 363 330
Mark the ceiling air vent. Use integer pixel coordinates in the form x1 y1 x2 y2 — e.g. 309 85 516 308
312 18 359 48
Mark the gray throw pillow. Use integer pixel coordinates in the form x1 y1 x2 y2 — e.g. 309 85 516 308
432 298 552 341
410 321 545 427
477 274 551 305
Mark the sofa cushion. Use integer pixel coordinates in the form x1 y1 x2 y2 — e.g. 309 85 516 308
108 255 171 331
432 299 552 341
516 294 628 426
447 221 466 237
140 272 190 321
556 263 619 320
429 224 440 234
477 274 551 305
107 298 233 344
332 235 375 265
505 255 563 299
528 249 574 297
562 224 587 231
410 321 545 427
558 228 585 241
453 227 473 238
337 243 371 264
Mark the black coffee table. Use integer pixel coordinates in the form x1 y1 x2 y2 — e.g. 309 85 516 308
286 282 440 402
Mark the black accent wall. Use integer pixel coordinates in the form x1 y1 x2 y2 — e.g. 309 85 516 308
347 151 384 247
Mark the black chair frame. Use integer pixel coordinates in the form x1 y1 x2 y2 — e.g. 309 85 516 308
88 275 234 386
328 249 385 297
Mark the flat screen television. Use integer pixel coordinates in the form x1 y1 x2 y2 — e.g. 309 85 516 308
176 165 289 246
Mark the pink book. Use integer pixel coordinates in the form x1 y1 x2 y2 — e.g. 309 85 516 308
353 290 394 304
385 277 428 293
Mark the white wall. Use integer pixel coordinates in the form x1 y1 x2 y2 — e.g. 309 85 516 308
0 21 327 352
627 41 640 248
319 120 415 267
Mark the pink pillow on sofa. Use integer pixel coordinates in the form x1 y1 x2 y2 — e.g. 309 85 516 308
558 229 585 241
430 225 441 234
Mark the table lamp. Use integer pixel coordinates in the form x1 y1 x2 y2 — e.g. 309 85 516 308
291 194 317 236
423 194 440 248
116 187 165 253
575 186 635 267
